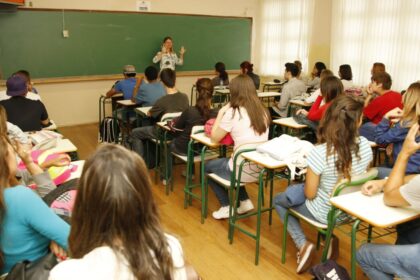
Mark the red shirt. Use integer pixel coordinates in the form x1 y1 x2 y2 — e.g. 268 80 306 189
307 95 330 121
363 91 402 124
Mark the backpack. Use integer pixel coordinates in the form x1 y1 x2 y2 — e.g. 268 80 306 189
310 260 350 280
43 178 78 224
99 117 120 143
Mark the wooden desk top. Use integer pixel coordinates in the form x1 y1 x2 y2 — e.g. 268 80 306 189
330 192 420 228
257 91 281 98
264 81 284 86
242 151 287 170
117 99 136 106
289 100 312 107
135 106 152 116
191 133 220 148
156 121 171 131
272 117 308 129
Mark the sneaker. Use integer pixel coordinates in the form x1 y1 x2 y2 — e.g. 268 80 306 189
212 206 230 220
326 235 340 260
237 199 254 214
296 242 316 274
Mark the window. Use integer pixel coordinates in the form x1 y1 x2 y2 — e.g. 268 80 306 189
330 0 420 90
258 0 315 76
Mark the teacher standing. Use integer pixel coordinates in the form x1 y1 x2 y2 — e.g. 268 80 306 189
153 36 186 71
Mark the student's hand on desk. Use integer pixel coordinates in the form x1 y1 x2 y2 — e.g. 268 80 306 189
401 123 420 156
384 107 403 123
50 241 67 261
40 154 71 169
361 180 383 196
296 109 308 116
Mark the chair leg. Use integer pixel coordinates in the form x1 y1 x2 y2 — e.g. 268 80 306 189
254 168 265 265
268 170 274 225
351 219 361 280
281 210 290 264
367 225 373 243
316 232 322 250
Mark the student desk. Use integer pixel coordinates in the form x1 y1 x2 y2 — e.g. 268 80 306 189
287 99 313 117
43 120 57 131
237 150 290 264
257 91 281 107
262 81 285 92
272 117 308 138
190 133 224 221
98 93 123 125
213 88 230 107
51 138 78 154
67 160 85 182
115 99 138 141
134 106 152 127
330 192 420 279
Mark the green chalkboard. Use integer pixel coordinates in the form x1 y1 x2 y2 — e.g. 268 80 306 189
0 9 251 79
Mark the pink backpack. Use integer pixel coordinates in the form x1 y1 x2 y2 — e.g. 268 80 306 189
204 118 234 145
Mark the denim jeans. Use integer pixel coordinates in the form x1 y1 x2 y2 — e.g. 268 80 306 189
377 167 392 179
205 157 249 207
359 122 376 141
357 242 420 280
396 218 420 245
273 187 316 250
129 125 157 159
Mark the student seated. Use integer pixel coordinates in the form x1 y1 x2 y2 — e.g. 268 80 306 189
360 72 402 141
0 105 70 197
371 62 386 76
206 75 270 219
240 61 260 90
338 64 354 90
212 62 229 87
129 69 189 163
357 123 420 280
131 65 166 107
270 63 306 118
374 82 420 178
274 96 373 273
106 65 138 100
304 69 334 104
0 136 69 276
49 144 194 280
0 71 41 102
0 75 50 132
296 75 344 124
294 60 309 84
307 62 327 90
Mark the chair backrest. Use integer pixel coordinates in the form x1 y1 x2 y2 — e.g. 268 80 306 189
160 112 182 122
191 125 204 135
331 168 378 197
232 141 267 167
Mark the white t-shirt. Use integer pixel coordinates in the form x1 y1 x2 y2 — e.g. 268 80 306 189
400 175 420 211
219 107 269 182
49 234 187 280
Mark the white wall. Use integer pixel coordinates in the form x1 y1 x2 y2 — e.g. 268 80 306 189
15 0 260 126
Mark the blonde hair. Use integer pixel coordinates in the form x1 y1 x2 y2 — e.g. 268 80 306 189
401 82 420 127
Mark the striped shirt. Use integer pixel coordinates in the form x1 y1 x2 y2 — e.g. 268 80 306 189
305 137 373 224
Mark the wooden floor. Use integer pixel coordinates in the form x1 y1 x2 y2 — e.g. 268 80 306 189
59 123 394 280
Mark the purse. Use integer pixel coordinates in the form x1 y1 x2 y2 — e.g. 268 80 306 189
5 253 58 280
204 118 234 145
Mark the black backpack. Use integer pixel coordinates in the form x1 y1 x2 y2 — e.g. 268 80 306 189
99 117 120 143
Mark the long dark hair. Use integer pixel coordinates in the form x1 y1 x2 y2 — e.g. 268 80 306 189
320 76 344 103
229 75 270 134
195 78 213 121
69 145 174 280
317 96 364 180
215 62 228 82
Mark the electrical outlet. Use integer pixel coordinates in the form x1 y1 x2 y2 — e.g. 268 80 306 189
62 30 69 38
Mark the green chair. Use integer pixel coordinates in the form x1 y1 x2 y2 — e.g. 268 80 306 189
281 168 378 267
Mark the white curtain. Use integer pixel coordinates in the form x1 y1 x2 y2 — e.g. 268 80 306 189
330 0 420 90
258 0 315 76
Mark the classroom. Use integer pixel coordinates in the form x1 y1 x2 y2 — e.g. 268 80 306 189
0 0 420 279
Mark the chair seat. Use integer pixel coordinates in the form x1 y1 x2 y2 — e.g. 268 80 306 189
289 209 328 229
207 173 245 188
172 152 219 163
